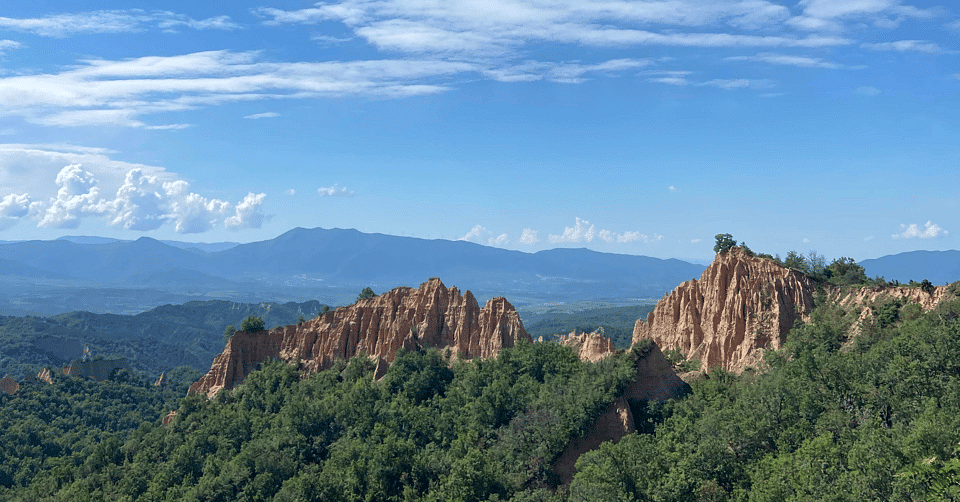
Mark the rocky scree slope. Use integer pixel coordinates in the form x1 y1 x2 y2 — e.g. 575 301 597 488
189 278 529 396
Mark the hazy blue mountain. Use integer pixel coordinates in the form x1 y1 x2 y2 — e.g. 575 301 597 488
0 227 706 314
860 250 960 285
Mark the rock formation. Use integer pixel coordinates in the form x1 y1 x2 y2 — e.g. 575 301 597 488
558 329 616 363
62 358 131 381
552 343 690 483
833 284 949 312
633 248 816 373
189 278 530 396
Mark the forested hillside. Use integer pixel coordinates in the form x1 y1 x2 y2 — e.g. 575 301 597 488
2 290 959 499
0 299 326 380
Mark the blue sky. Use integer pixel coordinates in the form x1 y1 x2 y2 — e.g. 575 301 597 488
0 0 957 262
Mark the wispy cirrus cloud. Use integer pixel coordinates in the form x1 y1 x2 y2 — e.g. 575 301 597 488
255 0 850 58
0 51 474 128
0 40 21 55
0 10 240 37
862 40 947 53
244 112 280 119
725 52 853 69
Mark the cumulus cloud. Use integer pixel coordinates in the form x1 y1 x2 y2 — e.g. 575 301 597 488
550 217 597 243
893 221 947 239
37 164 106 228
0 193 32 230
669 185 679 192
0 162 266 233
548 218 657 244
691 238 702 243
225 192 267 230
855 86 881 96
519 228 539 245
317 184 355 197
459 225 508 247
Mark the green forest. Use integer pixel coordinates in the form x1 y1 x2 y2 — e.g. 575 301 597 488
2 287 960 500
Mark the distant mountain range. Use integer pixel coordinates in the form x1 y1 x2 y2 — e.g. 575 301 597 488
2 227 955 317
860 250 960 286
0 227 705 316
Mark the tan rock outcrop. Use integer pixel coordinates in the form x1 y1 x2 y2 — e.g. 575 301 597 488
189 278 530 397
63 358 131 381
558 329 616 363
162 410 177 426
0 375 19 395
633 248 816 373
37 368 53 384
552 343 689 484
832 285 949 312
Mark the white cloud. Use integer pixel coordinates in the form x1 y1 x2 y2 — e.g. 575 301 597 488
893 221 948 239
802 237 810 243
244 112 280 119
0 193 31 230
691 238 702 243
0 40 21 55
726 52 851 69
0 51 475 128
855 86 881 96
669 185 679 192
225 192 267 230
549 217 597 243
862 40 945 53
0 10 239 37
548 217 657 244
459 225 508 247
699 78 775 90
520 228 539 245
37 165 106 228
259 0 849 58
286 189 296 196
0 155 267 233
317 184 355 197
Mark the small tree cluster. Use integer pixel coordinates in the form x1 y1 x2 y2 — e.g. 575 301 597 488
714 234 737 254
241 315 266 333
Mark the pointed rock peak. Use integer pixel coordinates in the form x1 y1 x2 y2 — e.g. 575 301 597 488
635 247 816 373
189 277 530 397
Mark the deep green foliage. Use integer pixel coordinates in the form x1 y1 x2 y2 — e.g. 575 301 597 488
357 287 377 302
570 297 960 501
714 234 736 254
3 341 640 501
7 294 960 501
0 369 190 496
223 325 236 344
240 315 265 333
0 299 328 380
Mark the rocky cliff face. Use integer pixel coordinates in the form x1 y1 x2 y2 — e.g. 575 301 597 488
557 330 616 363
633 248 816 373
189 278 530 396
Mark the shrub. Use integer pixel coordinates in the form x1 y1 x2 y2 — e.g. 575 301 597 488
241 315 266 333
